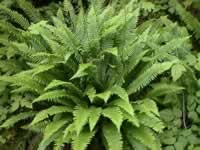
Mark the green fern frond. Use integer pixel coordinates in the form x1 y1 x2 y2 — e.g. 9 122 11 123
23 120 49 133
73 106 90 135
39 119 70 150
169 0 200 39
30 106 73 126
102 122 123 150
38 128 63 150
53 136 64 150
111 85 129 102
52 17 80 49
98 5 114 27
94 90 112 103
137 114 164 133
31 64 55 76
127 62 173 95
33 90 76 103
44 80 82 96
63 0 75 23
28 21 63 53
125 50 148 75
125 125 159 150
0 20 23 39
122 110 140 127
72 128 96 150
122 26 151 61
0 4 30 29
11 42 35 59
86 5 100 47
28 20 53 35
11 86 34 94
30 52 62 64
147 83 184 97
0 74 44 94
102 107 123 131
0 111 35 128
16 0 41 23
89 107 102 131
84 85 96 102
63 123 76 141
109 99 134 116
70 63 96 80
74 9 87 42
103 47 118 57
0 60 22 73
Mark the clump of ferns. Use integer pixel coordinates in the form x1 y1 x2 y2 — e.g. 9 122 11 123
0 0 193 150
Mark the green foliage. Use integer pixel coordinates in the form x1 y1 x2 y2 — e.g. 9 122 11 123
103 122 123 150
169 0 200 39
39 119 70 150
0 111 35 128
140 0 200 40
0 0 60 148
0 0 199 150
125 125 160 150
157 54 200 149
0 4 30 29
127 62 173 95
16 0 41 23
30 106 72 126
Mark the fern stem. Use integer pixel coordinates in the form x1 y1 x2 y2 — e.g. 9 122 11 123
182 93 187 129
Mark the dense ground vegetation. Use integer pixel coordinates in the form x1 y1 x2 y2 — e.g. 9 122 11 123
0 0 199 150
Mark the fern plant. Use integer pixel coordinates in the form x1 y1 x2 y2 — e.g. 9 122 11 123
0 0 194 150
0 0 58 76
0 0 61 148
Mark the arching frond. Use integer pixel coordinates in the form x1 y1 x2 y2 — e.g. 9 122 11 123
0 4 30 29
127 62 173 95
102 122 123 150
102 107 123 131
73 106 90 135
72 128 96 150
30 106 72 126
0 112 35 128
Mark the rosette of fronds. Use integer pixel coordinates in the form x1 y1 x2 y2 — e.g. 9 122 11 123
0 0 192 150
